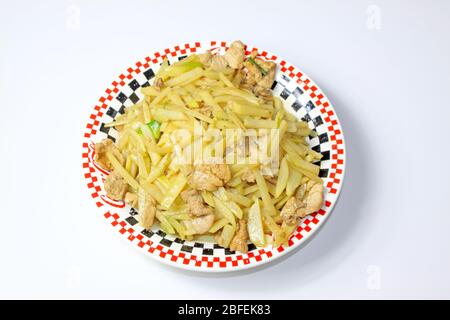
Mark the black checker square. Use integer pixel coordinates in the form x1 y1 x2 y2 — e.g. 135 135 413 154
181 245 193 253
319 168 329 178
128 79 140 90
160 238 173 247
280 88 290 100
129 207 138 216
247 243 257 251
293 87 304 98
193 242 204 248
99 123 110 134
224 248 233 255
312 116 324 127
318 132 329 143
143 68 155 80
270 80 278 90
202 248 214 255
305 101 315 112
281 74 291 83
106 107 118 118
291 101 303 111
302 114 312 122
125 216 138 226
178 55 188 61
312 145 321 153
321 150 330 161
156 230 167 237
129 92 140 104
118 105 126 115
141 229 154 238
174 238 185 244
141 81 150 87
116 92 127 103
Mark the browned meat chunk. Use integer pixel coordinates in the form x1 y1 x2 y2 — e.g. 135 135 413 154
181 189 214 216
229 220 249 253
104 171 128 200
94 139 124 171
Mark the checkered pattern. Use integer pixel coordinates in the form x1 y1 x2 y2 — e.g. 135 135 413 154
81 41 345 271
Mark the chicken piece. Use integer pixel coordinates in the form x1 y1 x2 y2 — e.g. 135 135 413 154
229 220 249 253
94 139 124 171
253 85 273 101
242 58 276 98
281 182 324 225
104 171 128 201
183 214 215 235
124 192 138 208
241 169 255 183
256 60 276 89
198 51 212 65
181 189 214 216
265 175 278 185
153 77 164 91
224 40 246 69
188 162 231 191
210 55 228 71
139 191 156 229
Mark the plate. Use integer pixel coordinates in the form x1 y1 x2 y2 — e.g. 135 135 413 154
81 41 346 272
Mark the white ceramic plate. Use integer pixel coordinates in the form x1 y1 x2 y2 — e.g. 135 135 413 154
82 41 346 272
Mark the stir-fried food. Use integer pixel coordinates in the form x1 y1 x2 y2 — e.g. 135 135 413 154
95 41 324 253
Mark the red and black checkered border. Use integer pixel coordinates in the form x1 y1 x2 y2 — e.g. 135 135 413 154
81 41 345 271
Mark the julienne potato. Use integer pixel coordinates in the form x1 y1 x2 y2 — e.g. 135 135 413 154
94 41 324 253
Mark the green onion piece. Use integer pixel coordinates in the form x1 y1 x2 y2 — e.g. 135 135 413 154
147 120 161 140
247 57 268 76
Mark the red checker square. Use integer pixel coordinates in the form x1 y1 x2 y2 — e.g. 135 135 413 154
119 228 126 234
180 49 186 54
128 235 135 241
178 253 185 258
91 192 98 198
304 226 311 232
325 200 332 207
170 256 178 262
119 221 126 227
255 255 262 262
155 52 161 57
225 257 232 261
288 239 294 246
220 262 226 268
138 241 145 248
183 259 190 265
104 212 111 218
195 42 200 47
207 262 213 267
266 251 273 258
148 247 155 253
277 246 284 253
143 63 149 68
159 252 166 258
330 188 337 194
243 259 250 264
195 261 201 267
96 201 103 208
232 261 238 267
137 234 143 240
167 249 174 255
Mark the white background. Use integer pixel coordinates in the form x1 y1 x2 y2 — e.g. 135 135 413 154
1 0 449 299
